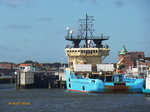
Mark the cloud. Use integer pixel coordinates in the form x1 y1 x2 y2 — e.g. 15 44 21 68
0 0 32 7
6 24 31 30
23 38 29 42
70 0 100 7
0 54 5 57
90 0 100 7
55 29 66 36
115 0 125 8
39 17 52 22
0 45 19 52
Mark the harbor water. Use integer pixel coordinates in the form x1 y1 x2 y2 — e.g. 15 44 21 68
0 84 150 112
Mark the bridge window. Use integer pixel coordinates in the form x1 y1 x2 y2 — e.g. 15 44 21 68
81 50 85 53
86 51 89 54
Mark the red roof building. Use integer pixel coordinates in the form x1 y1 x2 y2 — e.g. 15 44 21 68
0 62 17 69
118 46 145 69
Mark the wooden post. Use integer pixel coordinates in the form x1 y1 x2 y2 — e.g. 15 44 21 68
60 76 62 88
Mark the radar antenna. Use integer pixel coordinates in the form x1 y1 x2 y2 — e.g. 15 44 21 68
78 14 95 47
65 14 109 48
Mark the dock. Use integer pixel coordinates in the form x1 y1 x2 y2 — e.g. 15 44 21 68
0 76 15 84
16 71 66 89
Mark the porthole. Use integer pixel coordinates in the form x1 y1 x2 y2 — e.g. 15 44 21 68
91 80 95 83
83 86 85 91
69 83 71 88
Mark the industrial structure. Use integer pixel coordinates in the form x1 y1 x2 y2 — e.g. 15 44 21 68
117 45 150 75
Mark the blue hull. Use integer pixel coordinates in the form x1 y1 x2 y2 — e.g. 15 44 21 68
142 87 150 95
65 70 144 93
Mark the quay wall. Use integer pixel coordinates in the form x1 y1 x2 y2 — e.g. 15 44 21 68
16 72 66 89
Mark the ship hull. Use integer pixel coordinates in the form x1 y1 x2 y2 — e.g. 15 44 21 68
142 87 150 95
65 70 144 93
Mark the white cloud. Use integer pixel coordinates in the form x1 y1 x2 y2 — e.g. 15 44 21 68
0 44 19 52
7 24 31 30
70 0 100 7
39 17 52 22
0 0 32 7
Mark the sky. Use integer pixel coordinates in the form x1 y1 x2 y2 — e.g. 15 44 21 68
0 0 150 63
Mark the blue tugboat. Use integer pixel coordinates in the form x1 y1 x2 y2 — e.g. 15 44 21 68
64 14 144 93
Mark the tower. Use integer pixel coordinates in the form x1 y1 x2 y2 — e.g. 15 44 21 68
118 45 127 62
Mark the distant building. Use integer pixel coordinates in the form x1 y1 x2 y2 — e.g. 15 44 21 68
0 62 17 76
41 63 68 71
0 62 17 69
139 57 150 67
19 64 35 72
118 46 145 69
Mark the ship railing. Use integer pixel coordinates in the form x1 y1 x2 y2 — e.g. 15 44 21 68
65 44 109 49
65 36 109 40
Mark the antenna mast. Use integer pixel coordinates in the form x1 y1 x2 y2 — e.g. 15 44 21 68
65 14 109 48
85 14 88 48
78 14 95 48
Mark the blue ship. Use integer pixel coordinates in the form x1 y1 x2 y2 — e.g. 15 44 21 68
65 71 144 93
64 14 144 93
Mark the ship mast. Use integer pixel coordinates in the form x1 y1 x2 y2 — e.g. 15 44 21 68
65 14 109 48
79 14 95 48
85 14 88 48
